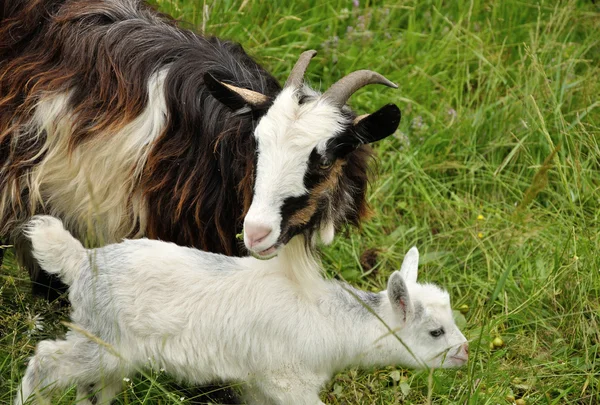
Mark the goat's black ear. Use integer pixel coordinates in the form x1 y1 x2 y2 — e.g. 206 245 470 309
326 104 401 158
204 73 271 112
353 103 401 144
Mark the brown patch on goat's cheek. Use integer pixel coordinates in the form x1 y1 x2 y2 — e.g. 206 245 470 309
287 160 345 227
287 204 317 228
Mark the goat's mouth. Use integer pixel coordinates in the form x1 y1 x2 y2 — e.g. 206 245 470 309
251 244 279 260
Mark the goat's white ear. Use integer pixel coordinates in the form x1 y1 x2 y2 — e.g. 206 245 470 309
387 271 413 322
319 221 335 245
399 246 419 284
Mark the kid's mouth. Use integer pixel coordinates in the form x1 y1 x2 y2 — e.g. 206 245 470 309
449 355 468 363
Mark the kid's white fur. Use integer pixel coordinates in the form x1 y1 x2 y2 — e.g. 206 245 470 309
16 216 468 405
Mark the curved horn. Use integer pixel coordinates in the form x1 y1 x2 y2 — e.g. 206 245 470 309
322 70 398 107
284 50 317 89
220 82 269 105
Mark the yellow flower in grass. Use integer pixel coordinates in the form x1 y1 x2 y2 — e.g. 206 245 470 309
477 214 484 220
477 232 484 239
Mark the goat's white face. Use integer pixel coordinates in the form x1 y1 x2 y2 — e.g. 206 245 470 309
383 247 469 369
204 52 400 258
243 88 347 257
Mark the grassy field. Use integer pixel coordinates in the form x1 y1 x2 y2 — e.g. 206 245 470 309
2 0 600 403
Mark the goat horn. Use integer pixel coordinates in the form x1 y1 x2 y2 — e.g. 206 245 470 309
284 50 317 88
322 70 398 107
221 82 269 105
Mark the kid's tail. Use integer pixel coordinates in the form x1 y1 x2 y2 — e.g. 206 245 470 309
24 216 87 286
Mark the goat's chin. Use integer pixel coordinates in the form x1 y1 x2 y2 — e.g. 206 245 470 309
249 245 280 260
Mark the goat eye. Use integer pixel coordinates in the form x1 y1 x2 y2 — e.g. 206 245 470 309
319 159 333 170
429 328 445 338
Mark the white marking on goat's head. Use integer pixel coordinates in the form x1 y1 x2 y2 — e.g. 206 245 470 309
205 51 401 258
382 247 468 369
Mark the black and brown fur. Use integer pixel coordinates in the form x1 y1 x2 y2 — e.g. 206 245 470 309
0 0 375 293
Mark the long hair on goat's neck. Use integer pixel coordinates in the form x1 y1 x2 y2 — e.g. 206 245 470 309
271 235 326 298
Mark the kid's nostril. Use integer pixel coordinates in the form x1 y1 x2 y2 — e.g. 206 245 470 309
463 343 469 356
244 223 272 248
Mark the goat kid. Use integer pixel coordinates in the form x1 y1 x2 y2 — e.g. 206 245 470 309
16 216 468 405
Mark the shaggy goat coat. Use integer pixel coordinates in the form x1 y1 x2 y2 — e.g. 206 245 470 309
0 0 400 299
16 216 468 405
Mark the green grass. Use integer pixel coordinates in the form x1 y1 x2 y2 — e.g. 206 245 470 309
2 0 600 403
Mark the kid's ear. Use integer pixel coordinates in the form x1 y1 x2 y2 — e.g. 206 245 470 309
399 246 419 284
387 271 413 322
204 73 271 112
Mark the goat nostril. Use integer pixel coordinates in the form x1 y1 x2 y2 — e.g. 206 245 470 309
463 343 469 356
245 223 273 247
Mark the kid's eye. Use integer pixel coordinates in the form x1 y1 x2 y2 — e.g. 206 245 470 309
429 328 445 338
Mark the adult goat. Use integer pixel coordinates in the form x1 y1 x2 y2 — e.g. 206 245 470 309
0 0 401 298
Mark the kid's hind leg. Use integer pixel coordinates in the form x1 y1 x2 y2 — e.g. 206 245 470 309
15 343 57 405
15 336 113 405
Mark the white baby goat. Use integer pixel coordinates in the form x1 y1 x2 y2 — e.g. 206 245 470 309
16 216 468 405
